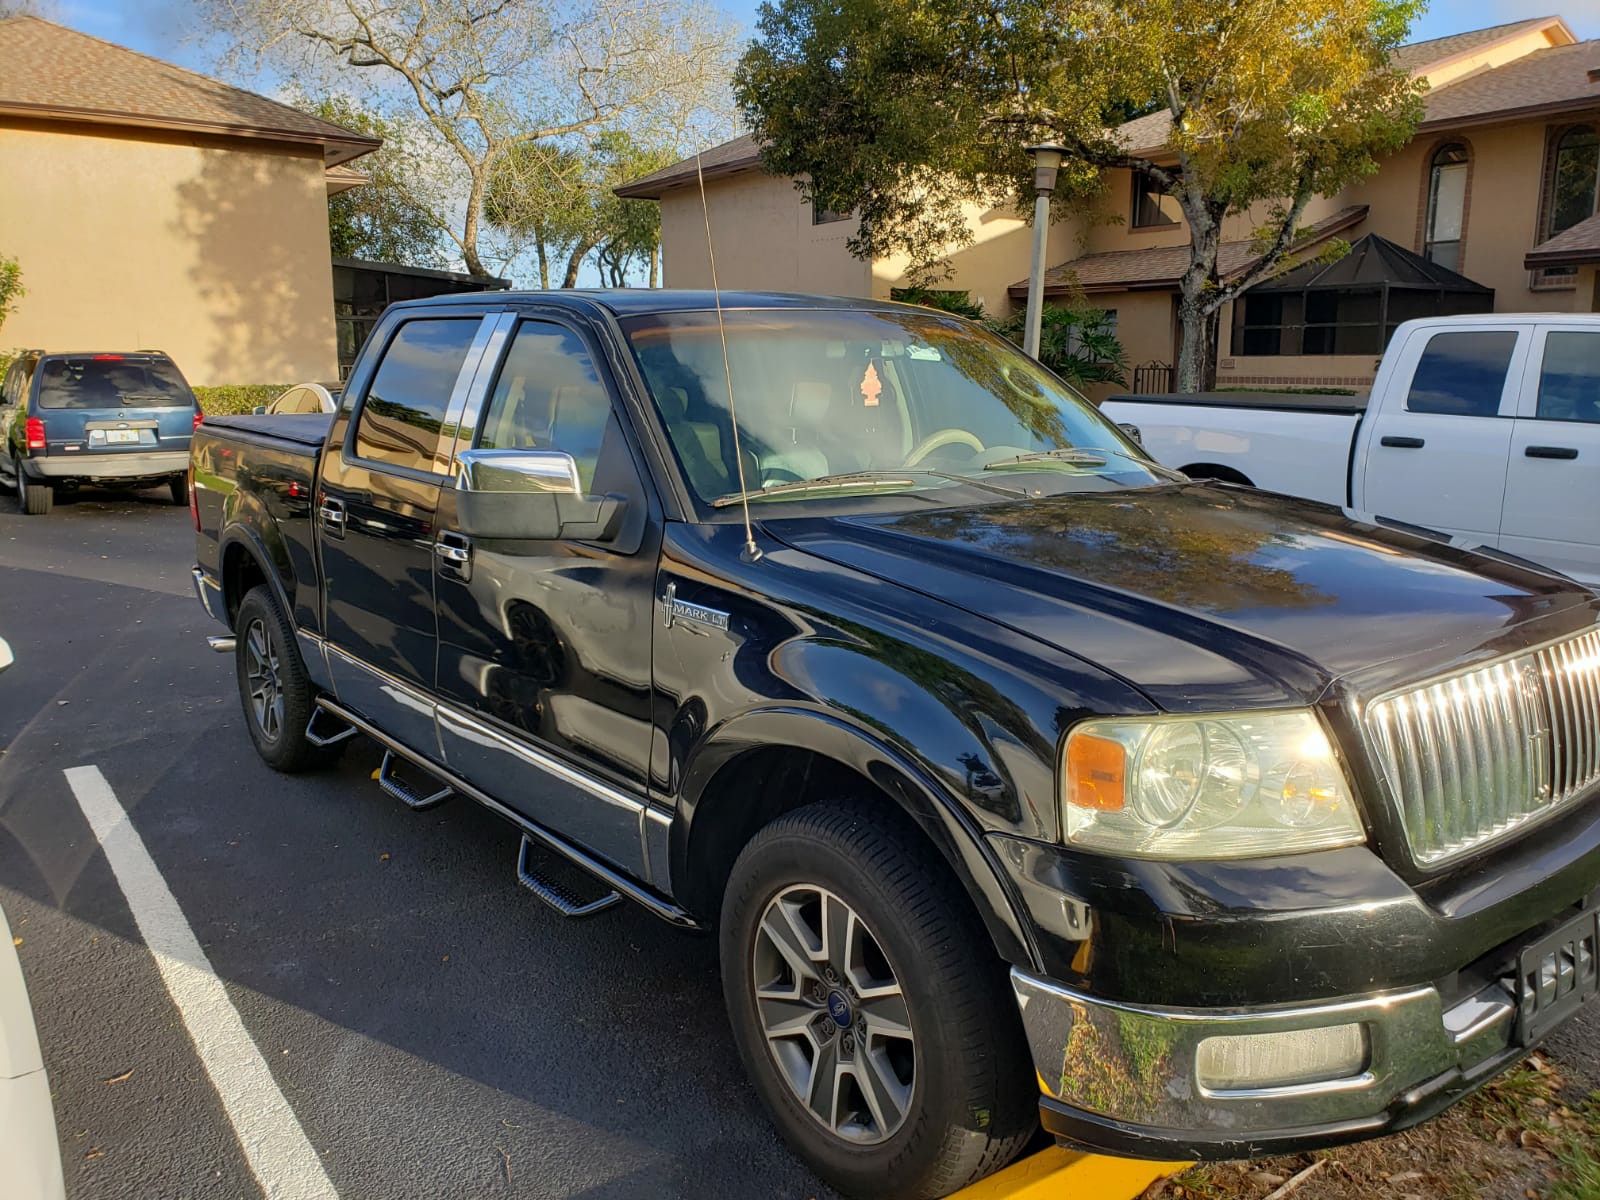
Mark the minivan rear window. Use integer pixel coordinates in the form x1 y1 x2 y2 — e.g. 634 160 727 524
36 357 193 410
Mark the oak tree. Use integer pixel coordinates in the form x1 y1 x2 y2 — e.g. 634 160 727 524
736 0 1425 389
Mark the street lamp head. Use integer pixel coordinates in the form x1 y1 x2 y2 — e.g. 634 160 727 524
1026 141 1068 193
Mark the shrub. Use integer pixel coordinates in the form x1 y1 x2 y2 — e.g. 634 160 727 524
193 384 292 415
992 305 1129 392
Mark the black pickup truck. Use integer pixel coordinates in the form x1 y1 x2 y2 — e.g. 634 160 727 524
191 291 1600 1199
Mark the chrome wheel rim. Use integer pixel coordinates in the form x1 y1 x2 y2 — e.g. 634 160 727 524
752 884 916 1145
243 617 284 741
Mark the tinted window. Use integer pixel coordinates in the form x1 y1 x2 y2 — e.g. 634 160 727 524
1405 331 1517 417
477 322 615 491
1536 331 1600 424
354 319 479 472
36 356 192 409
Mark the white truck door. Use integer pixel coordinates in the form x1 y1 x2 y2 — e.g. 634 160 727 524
1358 326 1525 541
1499 324 1600 586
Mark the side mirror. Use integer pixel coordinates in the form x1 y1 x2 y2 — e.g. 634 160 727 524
252 405 268 415
1117 422 1143 446
454 449 626 542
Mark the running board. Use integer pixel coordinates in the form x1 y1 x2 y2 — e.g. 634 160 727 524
377 749 453 811
311 697 700 930
304 705 359 748
516 836 622 918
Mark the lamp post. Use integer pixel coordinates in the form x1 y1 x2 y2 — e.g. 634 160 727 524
1023 141 1067 360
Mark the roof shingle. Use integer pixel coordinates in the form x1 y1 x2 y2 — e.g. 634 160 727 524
1007 205 1368 296
613 133 761 199
0 15 378 165
1525 210 1600 268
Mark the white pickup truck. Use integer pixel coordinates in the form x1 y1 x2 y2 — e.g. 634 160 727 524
1101 314 1600 586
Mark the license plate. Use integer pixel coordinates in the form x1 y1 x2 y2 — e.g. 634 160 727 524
1517 908 1600 1044
103 429 140 444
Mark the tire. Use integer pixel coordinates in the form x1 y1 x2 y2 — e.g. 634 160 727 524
168 475 187 506
234 585 342 772
720 801 1035 1200
16 467 51 515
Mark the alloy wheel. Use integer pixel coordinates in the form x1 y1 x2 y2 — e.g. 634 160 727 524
243 617 284 741
751 884 917 1145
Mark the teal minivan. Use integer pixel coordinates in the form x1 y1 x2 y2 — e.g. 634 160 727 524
0 350 201 515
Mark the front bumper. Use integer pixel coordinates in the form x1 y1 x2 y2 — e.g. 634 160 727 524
1013 963 1569 1160
26 450 188 481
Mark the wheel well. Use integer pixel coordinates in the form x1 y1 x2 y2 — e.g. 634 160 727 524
220 542 269 627
1181 462 1254 487
680 747 1000 951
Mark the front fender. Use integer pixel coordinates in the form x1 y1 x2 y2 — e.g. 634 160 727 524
673 705 1045 973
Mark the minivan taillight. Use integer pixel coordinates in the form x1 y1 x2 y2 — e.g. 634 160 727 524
24 417 45 451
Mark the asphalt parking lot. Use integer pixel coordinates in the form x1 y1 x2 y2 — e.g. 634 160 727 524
4 486 1600 1200
0 487 838 1199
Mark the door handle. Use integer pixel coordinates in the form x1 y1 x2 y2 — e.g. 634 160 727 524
1525 445 1579 460
435 531 472 581
1380 436 1426 449
318 496 346 537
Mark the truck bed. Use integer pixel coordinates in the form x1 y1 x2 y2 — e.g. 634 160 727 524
201 412 333 450
1104 390 1368 414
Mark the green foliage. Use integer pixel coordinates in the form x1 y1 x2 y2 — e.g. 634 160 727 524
306 97 447 267
888 287 988 320
992 306 1128 392
736 0 1426 387
486 131 675 286
193 384 293 415
0 253 23 334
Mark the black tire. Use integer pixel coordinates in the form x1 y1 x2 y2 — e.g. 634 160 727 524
168 475 187 506
234 585 342 772
721 801 1035 1200
17 468 51 515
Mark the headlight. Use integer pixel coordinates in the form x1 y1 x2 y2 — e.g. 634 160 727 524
1062 710 1365 859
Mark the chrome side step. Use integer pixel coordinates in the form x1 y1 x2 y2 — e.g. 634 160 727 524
516 836 622 918
206 635 236 654
377 749 453 811
304 706 359 748
311 697 700 929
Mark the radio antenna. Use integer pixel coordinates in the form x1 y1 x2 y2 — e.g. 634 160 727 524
694 149 761 563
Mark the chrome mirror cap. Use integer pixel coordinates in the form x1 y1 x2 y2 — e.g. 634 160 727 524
457 448 581 495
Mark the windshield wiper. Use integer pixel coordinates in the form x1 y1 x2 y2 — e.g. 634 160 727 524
711 471 921 508
983 448 1110 471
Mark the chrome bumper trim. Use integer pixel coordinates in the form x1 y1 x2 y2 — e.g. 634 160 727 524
1011 969 1520 1135
191 567 226 627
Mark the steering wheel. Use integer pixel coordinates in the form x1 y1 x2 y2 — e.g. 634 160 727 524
903 428 985 469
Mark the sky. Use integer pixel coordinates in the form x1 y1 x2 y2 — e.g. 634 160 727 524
44 1 1600 85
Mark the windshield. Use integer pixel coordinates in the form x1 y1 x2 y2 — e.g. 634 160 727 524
37 356 193 410
620 308 1164 510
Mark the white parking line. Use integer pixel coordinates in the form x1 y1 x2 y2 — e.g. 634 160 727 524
64 765 339 1200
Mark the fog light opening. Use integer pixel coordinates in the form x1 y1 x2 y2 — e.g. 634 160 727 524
1196 1023 1368 1092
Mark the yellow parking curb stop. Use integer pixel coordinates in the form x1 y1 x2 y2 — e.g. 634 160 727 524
949 1147 1193 1200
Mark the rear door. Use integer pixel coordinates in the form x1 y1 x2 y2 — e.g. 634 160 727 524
431 314 664 881
1359 325 1528 541
317 311 498 755
1499 324 1600 585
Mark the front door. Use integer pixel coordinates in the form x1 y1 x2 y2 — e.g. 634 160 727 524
1500 324 1600 586
318 313 493 753
433 316 663 880
1360 325 1527 541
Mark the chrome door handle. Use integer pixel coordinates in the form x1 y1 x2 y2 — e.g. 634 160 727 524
318 497 346 536
434 540 471 563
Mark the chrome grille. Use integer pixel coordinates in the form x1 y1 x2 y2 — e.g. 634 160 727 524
1366 627 1600 866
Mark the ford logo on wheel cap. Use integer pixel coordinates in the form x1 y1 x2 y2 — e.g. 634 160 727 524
826 990 852 1028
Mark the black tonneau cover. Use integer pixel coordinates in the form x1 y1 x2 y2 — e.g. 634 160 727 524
1106 391 1368 415
203 412 333 449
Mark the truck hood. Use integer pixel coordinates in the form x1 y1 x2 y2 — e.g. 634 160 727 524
766 485 1597 711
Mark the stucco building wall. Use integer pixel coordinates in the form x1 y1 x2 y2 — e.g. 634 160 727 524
0 120 339 386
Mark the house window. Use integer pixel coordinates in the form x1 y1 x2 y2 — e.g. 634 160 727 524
1536 125 1600 285
812 198 850 225
1424 143 1469 272
1132 172 1181 228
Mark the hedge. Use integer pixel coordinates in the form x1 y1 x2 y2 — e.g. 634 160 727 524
193 384 291 415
